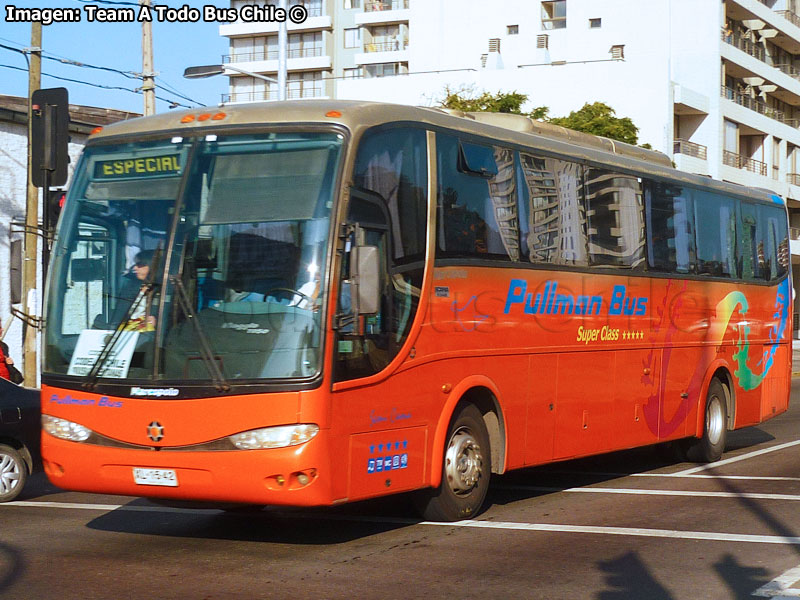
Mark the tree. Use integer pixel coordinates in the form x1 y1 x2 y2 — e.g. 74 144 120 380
548 102 639 145
438 85 549 120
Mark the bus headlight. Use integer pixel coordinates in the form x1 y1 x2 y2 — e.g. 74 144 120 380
42 415 92 442
229 424 319 450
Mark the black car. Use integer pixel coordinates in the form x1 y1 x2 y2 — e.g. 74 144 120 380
0 377 40 502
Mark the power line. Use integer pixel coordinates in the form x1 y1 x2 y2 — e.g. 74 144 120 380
0 63 193 108
0 42 201 107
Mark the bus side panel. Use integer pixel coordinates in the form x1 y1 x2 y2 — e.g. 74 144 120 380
525 354 557 465
553 351 615 460
614 348 662 449
760 343 791 421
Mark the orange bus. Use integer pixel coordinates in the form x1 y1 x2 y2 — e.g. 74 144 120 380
40 101 791 521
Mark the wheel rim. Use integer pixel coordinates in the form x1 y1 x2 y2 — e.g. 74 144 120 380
707 396 724 446
0 453 21 497
444 426 483 496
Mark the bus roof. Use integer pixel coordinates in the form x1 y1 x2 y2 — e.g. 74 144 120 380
90 99 778 206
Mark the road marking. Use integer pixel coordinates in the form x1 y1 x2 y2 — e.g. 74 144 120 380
752 563 800 597
497 485 800 502
673 439 800 476
7 500 800 546
545 471 800 482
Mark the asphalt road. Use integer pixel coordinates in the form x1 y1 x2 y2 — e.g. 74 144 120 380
5 382 800 599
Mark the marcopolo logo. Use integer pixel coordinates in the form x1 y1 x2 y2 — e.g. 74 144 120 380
130 387 180 397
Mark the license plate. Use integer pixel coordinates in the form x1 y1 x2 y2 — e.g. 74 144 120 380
132 467 178 487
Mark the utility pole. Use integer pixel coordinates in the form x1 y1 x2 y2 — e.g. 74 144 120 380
278 0 287 100
141 0 156 115
23 22 42 386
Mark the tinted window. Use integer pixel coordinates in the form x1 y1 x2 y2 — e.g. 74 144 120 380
695 191 738 278
336 126 429 382
436 134 520 260
585 168 645 268
518 152 587 266
758 204 790 281
645 180 696 274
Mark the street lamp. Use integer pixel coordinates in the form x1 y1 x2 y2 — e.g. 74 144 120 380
183 64 284 102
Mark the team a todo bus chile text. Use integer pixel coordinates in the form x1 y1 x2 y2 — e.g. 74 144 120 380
4 4 309 25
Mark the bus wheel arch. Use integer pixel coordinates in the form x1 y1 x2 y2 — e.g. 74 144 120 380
429 378 507 489
685 375 729 463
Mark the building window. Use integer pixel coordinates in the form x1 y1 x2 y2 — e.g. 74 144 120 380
344 27 361 49
610 44 625 59
541 1 566 30
344 0 360 8
343 67 361 78
537 34 549 49
287 71 324 99
507 24 519 35
364 62 404 77
589 18 601 28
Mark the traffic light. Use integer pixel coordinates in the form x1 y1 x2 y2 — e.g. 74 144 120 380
31 88 69 188
46 189 66 229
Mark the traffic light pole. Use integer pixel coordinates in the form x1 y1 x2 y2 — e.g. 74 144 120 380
23 23 42 387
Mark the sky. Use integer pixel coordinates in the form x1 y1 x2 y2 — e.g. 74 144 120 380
2 0 231 115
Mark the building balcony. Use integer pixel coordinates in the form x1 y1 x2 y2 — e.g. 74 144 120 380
721 85 793 126
355 47 409 65
673 138 708 160
220 14 332 36
363 40 408 53
222 88 326 104
777 9 800 30
723 149 767 176
223 48 332 74
355 1 410 25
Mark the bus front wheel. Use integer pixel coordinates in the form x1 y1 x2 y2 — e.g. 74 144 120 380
685 379 727 463
415 404 491 522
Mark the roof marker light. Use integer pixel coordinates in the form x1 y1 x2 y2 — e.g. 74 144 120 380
212 112 227 120
90 126 103 135
181 115 195 123
325 110 342 118
198 113 212 121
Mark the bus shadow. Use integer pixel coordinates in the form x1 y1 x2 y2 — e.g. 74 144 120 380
84 495 423 545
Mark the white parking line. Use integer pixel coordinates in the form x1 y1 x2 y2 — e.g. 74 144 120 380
498 485 800 502
6 500 800 546
752 564 800 597
673 439 800 476
547 471 800 482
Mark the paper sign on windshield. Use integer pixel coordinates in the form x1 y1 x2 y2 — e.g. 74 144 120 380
67 329 140 378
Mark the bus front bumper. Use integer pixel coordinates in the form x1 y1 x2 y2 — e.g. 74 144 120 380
42 430 335 507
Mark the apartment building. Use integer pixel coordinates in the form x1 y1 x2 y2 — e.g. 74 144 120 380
219 0 800 333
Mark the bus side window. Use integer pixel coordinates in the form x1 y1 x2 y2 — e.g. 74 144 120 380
518 152 588 266
739 204 759 280
436 134 519 261
585 168 645 269
758 204 790 281
695 190 738 278
644 180 696 274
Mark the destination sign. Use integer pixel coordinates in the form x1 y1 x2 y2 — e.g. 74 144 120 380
94 154 181 179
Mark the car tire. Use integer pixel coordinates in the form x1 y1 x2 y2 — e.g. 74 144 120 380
0 444 28 502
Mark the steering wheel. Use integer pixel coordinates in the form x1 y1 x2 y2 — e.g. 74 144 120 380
263 287 314 308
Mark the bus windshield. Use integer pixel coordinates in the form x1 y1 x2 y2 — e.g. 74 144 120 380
45 131 343 385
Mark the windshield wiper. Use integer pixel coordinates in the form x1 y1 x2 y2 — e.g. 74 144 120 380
82 282 153 391
170 276 231 392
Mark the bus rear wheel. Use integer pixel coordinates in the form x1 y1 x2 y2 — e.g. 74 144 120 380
414 404 491 522
685 379 727 463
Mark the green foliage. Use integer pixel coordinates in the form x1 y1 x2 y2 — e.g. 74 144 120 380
437 89 641 146
549 102 639 145
439 85 549 120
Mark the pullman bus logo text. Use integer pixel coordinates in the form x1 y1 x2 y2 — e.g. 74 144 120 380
503 279 648 317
